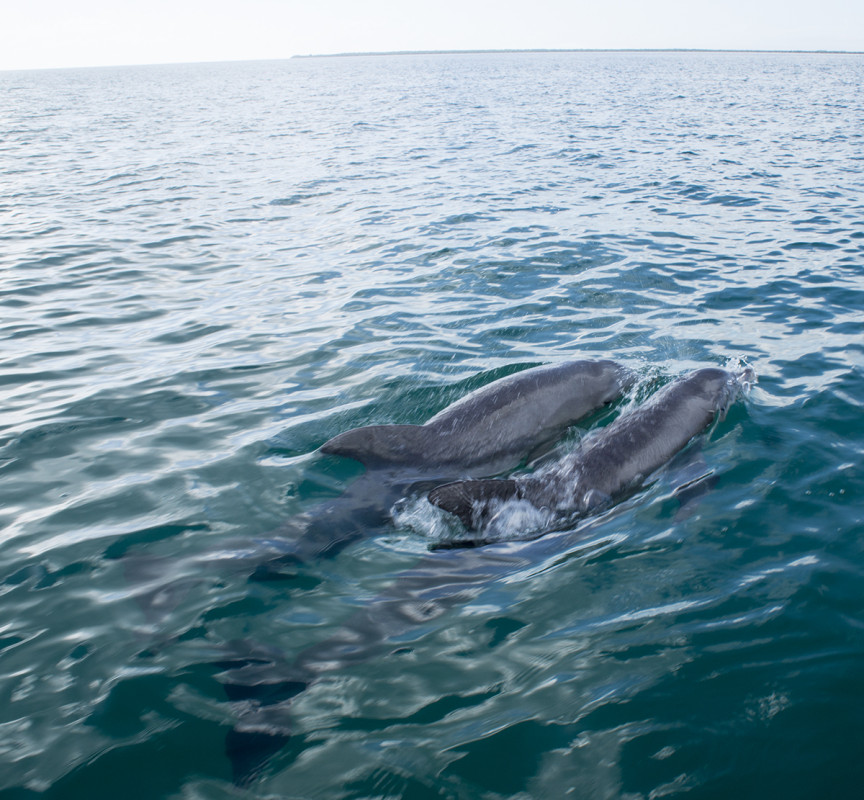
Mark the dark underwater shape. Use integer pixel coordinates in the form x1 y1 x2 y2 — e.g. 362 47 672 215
214 544 541 784
430 367 753 537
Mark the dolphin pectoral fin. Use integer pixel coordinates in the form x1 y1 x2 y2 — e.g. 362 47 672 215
428 479 520 529
665 445 717 519
320 424 428 467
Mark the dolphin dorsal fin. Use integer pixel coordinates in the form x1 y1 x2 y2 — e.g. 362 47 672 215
320 424 429 468
428 479 520 528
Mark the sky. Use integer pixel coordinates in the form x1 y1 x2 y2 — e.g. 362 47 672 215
2 0 863 71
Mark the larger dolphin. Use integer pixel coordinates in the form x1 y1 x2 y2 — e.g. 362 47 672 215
321 359 633 475
118 360 633 785
429 367 752 538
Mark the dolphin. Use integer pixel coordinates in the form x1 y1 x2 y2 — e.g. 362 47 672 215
259 359 634 563
210 365 751 785
429 367 752 538
320 359 634 475
128 361 635 614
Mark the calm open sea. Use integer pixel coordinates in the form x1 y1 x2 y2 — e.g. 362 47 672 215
1 51 863 799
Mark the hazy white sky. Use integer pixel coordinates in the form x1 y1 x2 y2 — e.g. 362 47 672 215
3 0 863 71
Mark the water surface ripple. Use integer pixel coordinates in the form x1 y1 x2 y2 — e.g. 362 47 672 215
1 52 863 798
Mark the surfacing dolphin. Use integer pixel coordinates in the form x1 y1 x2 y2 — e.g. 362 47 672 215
320 358 633 475
208 359 633 780
265 359 633 563
429 367 753 539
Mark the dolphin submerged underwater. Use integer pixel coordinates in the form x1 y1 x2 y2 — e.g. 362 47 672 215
209 358 635 781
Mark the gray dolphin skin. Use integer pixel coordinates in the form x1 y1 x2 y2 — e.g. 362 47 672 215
429 367 752 534
321 359 634 475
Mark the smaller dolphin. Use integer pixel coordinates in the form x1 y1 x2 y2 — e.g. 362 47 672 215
321 359 633 476
429 367 752 538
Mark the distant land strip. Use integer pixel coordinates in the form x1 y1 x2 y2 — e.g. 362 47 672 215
293 48 863 58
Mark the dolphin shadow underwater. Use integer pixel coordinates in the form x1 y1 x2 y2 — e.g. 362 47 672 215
211 364 753 784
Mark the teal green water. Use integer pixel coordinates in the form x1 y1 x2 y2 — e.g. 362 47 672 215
1 52 863 798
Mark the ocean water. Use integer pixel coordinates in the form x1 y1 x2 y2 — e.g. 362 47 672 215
1 51 863 798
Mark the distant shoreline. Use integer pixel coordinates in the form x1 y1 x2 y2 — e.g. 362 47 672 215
293 48 864 59
4 48 861 74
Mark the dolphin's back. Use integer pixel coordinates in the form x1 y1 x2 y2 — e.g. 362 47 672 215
425 359 628 450
320 359 632 473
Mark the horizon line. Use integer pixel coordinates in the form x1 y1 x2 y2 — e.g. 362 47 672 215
294 47 864 58
3 47 862 74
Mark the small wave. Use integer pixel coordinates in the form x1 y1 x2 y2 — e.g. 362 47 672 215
139 234 206 249
269 192 330 206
